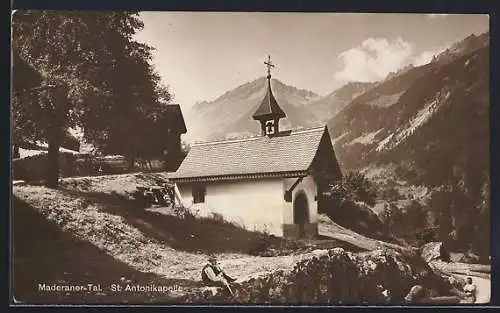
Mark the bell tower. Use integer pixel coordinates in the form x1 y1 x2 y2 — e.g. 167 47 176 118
252 55 286 137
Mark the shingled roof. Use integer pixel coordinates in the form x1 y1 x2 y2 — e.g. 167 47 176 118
170 126 329 183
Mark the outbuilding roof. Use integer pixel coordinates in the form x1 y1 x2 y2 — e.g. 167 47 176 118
169 126 330 183
164 104 187 134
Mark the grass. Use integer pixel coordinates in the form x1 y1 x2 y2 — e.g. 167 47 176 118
55 188 364 256
12 197 198 304
11 173 392 304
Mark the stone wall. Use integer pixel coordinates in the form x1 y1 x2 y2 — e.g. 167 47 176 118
181 248 454 304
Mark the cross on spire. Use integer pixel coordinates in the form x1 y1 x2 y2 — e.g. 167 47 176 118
264 55 275 79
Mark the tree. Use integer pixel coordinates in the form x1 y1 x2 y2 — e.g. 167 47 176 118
324 171 384 238
381 202 394 234
83 36 172 169
12 53 43 158
12 11 171 187
332 171 378 206
473 181 490 261
405 200 426 230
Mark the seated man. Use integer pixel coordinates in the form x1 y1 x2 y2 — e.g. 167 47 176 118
201 256 237 296
461 277 477 304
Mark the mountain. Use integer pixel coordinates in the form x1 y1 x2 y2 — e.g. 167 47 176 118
383 64 415 82
434 32 489 65
328 32 489 186
307 81 377 123
327 32 489 254
184 77 322 142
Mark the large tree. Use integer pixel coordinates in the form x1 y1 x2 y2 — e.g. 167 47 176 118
12 11 172 187
87 51 172 168
12 53 43 158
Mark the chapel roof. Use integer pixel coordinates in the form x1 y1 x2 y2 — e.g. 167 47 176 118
169 126 330 183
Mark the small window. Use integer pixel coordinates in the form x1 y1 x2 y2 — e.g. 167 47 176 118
265 120 275 135
192 184 206 203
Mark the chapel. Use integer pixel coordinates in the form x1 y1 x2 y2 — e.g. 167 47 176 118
170 56 342 238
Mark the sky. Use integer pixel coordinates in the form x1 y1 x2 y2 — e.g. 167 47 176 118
134 12 489 109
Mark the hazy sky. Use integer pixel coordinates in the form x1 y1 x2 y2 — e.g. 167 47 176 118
134 12 489 109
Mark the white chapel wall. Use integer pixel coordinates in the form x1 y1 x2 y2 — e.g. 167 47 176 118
176 178 285 236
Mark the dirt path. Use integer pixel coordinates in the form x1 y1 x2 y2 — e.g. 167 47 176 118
454 274 491 304
429 260 491 304
318 214 407 252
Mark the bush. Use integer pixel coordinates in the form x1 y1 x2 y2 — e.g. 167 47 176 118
327 199 385 239
329 171 378 206
382 186 402 201
13 152 78 181
322 171 382 237
172 205 196 220
381 201 429 242
426 183 490 260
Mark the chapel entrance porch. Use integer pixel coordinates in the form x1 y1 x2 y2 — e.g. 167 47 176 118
294 192 309 238
283 191 318 239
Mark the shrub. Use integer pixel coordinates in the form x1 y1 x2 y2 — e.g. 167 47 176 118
327 171 378 207
327 199 385 239
13 152 77 181
172 205 195 220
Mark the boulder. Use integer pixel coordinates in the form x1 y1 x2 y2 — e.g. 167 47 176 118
404 285 424 303
459 252 480 264
421 242 450 263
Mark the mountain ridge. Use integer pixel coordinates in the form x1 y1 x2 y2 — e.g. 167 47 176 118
184 77 324 142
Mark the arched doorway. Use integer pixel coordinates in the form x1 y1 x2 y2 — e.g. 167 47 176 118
293 192 309 239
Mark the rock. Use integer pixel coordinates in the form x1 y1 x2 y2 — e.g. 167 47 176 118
404 285 424 303
421 242 450 263
331 247 345 254
459 252 480 264
311 249 328 256
200 286 220 296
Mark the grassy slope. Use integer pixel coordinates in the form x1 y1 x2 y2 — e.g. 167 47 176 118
12 173 373 304
12 197 192 304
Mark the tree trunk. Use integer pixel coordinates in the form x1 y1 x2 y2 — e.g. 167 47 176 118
44 85 68 188
13 144 20 159
46 135 61 188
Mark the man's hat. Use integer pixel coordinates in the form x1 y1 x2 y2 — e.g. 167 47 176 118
208 255 217 262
